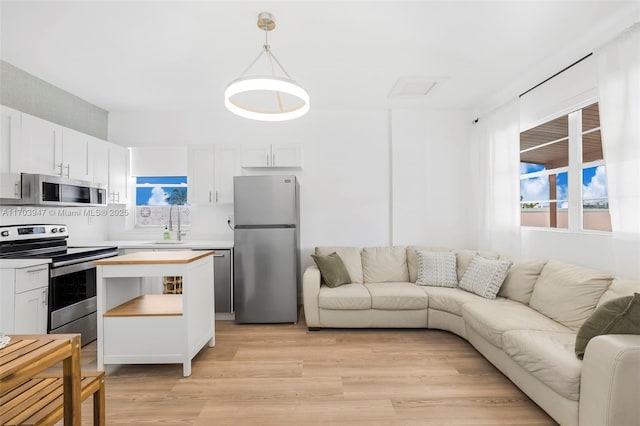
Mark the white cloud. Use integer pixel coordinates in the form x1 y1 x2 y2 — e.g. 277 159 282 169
583 166 608 200
520 176 548 202
148 186 168 205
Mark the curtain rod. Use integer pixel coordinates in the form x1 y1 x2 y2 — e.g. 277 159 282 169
518 52 593 98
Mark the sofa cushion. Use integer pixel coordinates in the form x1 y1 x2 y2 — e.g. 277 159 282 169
458 255 512 299
416 251 458 288
498 257 547 304
598 277 640 307
530 260 613 331
502 330 581 401
311 252 352 288
406 246 451 283
315 247 364 284
422 287 487 316
462 299 572 348
362 246 409 283
575 293 640 359
318 284 371 310
364 282 428 310
455 249 499 282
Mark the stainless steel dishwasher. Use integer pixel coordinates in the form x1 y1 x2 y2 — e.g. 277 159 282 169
194 248 233 318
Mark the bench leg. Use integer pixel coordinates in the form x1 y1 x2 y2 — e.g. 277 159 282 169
94 375 106 426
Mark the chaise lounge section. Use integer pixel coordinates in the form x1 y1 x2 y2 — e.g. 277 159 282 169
303 246 640 426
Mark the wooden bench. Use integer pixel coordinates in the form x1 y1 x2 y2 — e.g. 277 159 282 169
0 370 105 426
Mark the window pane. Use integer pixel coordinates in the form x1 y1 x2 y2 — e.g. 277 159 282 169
520 172 568 203
520 139 568 169
582 129 603 162
582 103 600 133
521 172 568 229
520 115 568 151
582 165 611 232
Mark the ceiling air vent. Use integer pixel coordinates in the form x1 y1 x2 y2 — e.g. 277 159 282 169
388 77 443 99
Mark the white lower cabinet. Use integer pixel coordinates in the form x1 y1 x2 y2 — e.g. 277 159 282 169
0 264 49 334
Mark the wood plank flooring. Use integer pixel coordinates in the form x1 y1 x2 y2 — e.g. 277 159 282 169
68 314 557 425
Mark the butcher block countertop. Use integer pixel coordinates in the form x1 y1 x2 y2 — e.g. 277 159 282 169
94 250 215 265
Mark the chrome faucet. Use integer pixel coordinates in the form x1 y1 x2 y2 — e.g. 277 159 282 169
168 204 186 241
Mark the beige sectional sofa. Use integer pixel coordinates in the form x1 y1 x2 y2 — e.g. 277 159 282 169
303 246 640 426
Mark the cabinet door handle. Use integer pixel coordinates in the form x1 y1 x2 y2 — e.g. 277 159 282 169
26 267 48 273
272 153 275 166
14 182 20 197
215 191 218 203
42 288 48 305
266 153 270 166
209 191 212 203
64 164 70 177
213 254 225 257
57 163 64 176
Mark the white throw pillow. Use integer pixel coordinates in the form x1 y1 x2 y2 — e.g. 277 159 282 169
416 250 458 287
459 255 512 299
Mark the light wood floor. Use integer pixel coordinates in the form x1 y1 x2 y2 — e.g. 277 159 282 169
72 313 557 425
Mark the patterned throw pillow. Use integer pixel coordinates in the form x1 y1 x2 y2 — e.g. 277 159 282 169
459 255 512 299
416 250 458 287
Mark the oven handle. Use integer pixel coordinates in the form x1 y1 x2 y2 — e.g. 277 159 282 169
50 252 118 277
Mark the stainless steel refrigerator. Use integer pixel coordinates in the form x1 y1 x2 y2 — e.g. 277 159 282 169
233 175 300 323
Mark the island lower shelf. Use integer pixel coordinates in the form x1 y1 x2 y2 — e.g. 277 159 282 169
104 294 183 317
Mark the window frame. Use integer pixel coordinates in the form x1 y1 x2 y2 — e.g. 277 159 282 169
519 100 610 233
133 176 190 229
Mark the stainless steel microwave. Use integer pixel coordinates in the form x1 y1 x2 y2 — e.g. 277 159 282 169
16 173 107 206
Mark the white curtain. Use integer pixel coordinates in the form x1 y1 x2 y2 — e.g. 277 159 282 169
471 99 521 255
596 24 640 235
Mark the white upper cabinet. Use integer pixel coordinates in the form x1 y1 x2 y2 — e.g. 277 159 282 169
21 112 63 176
241 143 302 168
108 143 129 204
214 145 241 204
61 127 92 181
0 106 24 199
90 137 110 187
187 144 215 205
271 144 303 167
188 144 241 205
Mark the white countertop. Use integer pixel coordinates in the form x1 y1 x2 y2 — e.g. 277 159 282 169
0 258 52 269
69 240 234 250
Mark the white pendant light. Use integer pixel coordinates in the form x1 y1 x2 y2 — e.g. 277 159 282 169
225 12 309 121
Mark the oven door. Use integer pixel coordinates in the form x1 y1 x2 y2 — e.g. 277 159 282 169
48 253 115 344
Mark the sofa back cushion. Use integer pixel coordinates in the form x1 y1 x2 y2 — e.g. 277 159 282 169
315 247 364 284
456 249 499 282
529 260 613 331
598 278 640 307
498 257 548 304
362 246 409 283
406 246 450 283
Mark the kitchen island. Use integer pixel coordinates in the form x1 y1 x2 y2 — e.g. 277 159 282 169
95 250 215 377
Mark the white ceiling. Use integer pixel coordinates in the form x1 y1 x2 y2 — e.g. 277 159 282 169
1 1 637 114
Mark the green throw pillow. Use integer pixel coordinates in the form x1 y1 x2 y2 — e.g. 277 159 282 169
575 293 640 359
311 252 352 288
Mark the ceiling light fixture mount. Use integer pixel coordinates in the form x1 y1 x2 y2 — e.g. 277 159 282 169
225 12 309 121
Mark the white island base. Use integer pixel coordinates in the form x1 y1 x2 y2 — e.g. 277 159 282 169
95 251 215 377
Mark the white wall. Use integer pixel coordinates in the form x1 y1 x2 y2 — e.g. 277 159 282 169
0 206 110 245
391 108 474 249
109 108 392 270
